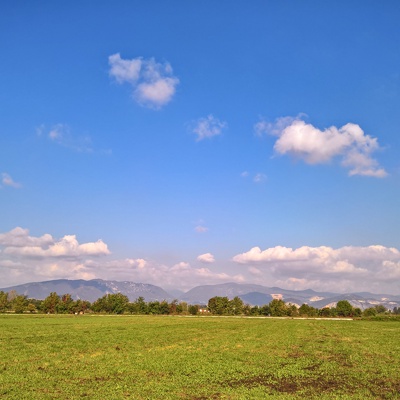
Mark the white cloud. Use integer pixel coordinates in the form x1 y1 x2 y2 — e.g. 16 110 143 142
109 53 179 109
192 114 227 141
2 173 21 188
197 253 215 264
255 116 387 177
233 245 400 293
108 53 142 83
0 227 110 258
79 259 243 292
0 227 245 290
0 227 53 247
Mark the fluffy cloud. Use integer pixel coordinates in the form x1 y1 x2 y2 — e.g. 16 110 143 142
0 227 53 247
67 259 243 292
192 114 227 141
1 173 21 188
109 53 179 109
0 227 244 290
255 116 387 177
108 53 141 83
0 227 110 258
233 245 400 293
197 253 215 264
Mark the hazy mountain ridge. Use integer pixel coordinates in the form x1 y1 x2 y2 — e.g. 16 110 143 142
1 280 399 310
0 279 174 303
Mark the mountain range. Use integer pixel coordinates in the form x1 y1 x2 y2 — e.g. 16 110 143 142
1 279 399 310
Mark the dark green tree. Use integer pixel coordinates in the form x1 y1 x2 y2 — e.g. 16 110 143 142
299 304 317 317
92 293 129 314
319 307 332 317
207 296 230 315
363 307 377 317
159 300 170 315
148 301 161 314
188 304 199 315
336 300 353 317
230 296 244 315
269 299 288 317
250 305 261 315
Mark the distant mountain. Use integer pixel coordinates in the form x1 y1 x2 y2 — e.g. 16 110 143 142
1 279 399 310
179 282 278 304
238 292 273 306
0 279 173 303
179 282 400 310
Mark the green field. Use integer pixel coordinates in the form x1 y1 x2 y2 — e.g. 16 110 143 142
1 315 399 399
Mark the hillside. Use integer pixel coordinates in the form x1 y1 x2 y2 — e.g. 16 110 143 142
1 279 399 310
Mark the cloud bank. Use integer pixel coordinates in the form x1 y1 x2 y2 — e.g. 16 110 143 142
0 227 241 291
109 53 179 109
233 245 400 293
2 228 399 294
255 116 387 177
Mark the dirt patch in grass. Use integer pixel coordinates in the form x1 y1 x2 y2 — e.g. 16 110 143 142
225 374 400 397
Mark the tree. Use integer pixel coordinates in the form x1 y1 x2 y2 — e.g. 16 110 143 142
92 293 129 314
259 304 270 316
243 304 251 316
353 307 362 317
0 291 9 312
169 299 178 314
287 304 299 317
11 295 27 313
208 296 230 315
42 292 61 314
133 296 148 314
319 307 332 317
230 296 244 315
336 300 353 317
57 293 74 314
374 305 386 314
269 299 288 317
299 304 317 317
176 301 188 314
363 307 377 317
188 305 199 315
71 299 91 314
27 303 37 313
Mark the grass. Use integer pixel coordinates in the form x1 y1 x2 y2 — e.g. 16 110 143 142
0 315 399 399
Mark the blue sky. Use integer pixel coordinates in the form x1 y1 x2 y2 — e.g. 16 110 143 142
1 1 400 294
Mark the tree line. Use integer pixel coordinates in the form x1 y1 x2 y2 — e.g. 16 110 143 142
0 290 398 318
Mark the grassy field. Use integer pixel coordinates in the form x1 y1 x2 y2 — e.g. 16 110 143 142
0 315 399 399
